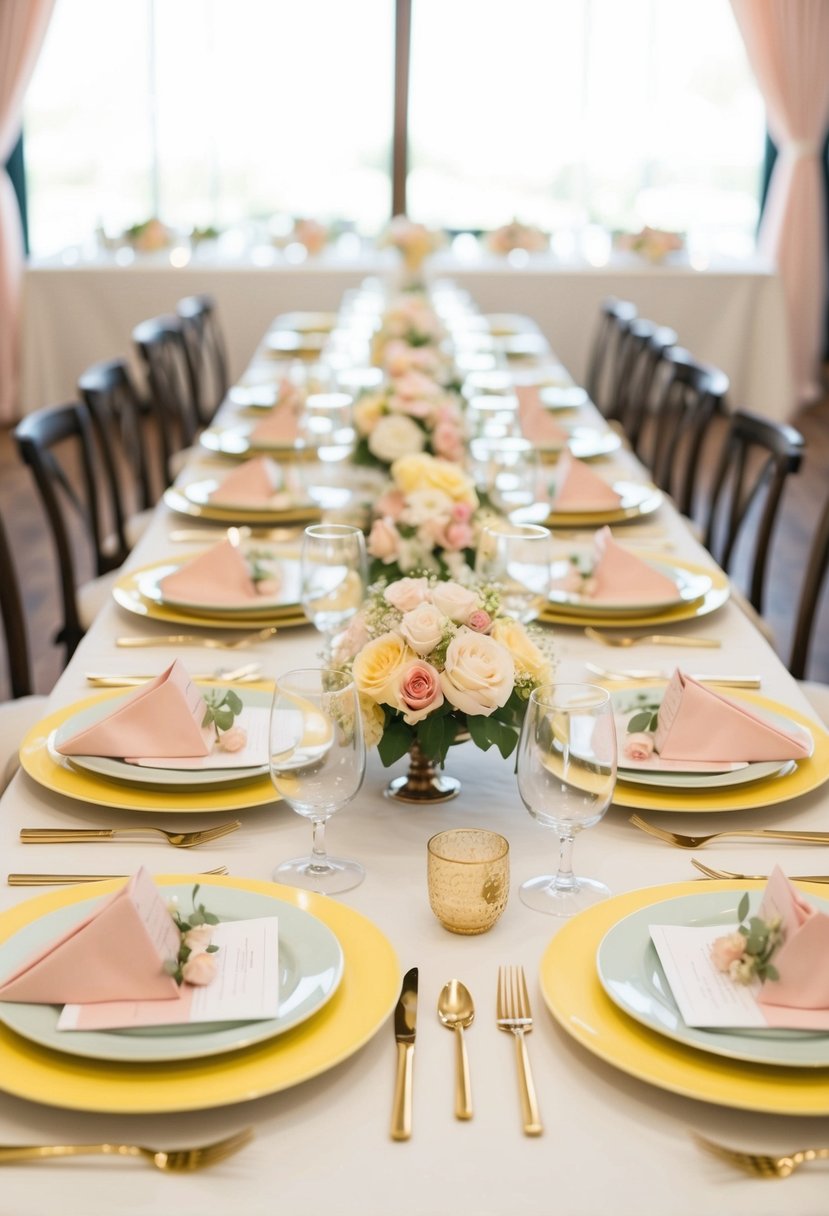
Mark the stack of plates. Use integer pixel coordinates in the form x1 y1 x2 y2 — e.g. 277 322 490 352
514 481 664 530
541 880 829 1114
0 877 399 1112
532 425 621 463
199 423 323 461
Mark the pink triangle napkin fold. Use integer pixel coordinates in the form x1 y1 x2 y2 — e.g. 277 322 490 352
0 868 182 1005
654 670 811 762
517 391 568 447
249 403 301 445
57 659 213 758
208 456 282 505
757 866 829 1029
159 538 258 606
550 452 622 511
589 526 679 603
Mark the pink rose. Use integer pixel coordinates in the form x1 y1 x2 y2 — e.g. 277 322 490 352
467 609 492 633
219 726 247 753
711 932 746 973
255 577 281 596
623 732 654 761
182 951 218 987
392 370 438 400
444 521 473 550
183 925 213 950
451 502 473 523
384 577 431 613
375 488 406 520
368 518 400 562
419 516 449 546
398 660 444 724
432 421 465 463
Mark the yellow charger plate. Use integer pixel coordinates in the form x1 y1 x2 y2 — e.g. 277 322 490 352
515 481 663 528
540 557 729 628
163 486 323 528
540 879 829 1115
19 688 280 813
609 683 829 813
113 559 311 631
0 875 400 1112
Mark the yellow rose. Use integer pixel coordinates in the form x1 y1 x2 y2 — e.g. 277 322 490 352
354 391 386 436
392 453 478 507
352 632 415 706
359 694 386 749
490 618 552 684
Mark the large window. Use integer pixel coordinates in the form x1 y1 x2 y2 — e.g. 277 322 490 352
23 0 764 259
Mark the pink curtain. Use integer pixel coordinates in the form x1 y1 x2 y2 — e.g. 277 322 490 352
730 0 829 404
0 0 54 422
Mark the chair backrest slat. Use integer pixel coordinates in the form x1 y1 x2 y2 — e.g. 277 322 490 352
0 509 33 698
789 492 829 680
177 294 229 427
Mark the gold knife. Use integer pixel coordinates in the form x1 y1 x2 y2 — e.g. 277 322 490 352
390 967 418 1141
8 866 229 886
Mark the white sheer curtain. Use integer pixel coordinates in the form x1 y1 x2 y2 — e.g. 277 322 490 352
730 0 829 403
0 0 55 421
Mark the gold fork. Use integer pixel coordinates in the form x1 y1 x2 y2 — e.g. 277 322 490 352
691 859 829 883
585 626 720 649
116 626 278 650
8 866 230 886
628 813 829 849
496 966 543 1137
19 820 241 849
695 1134 829 1179
0 1127 254 1171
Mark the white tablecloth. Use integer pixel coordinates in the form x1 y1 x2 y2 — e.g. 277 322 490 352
19 251 795 422
0 335 823 1216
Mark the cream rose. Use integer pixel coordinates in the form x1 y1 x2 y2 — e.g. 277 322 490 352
384 577 430 613
352 632 415 705
440 626 514 717
399 602 448 655
367 518 400 562
623 732 655 761
359 693 386 749
181 952 218 987
489 618 552 683
391 453 478 507
401 487 453 526
368 414 426 464
431 581 480 623
353 392 385 436
183 925 213 951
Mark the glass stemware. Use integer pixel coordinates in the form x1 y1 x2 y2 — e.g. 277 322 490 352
516 682 617 916
269 667 365 893
300 523 367 656
468 435 541 512
475 521 552 623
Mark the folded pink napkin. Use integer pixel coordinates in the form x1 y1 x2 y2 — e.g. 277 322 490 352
57 659 213 758
0 868 182 1005
654 670 811 762
159 538 258 606
517 392 568 447
589 526 678 603
208 456 282 505
757 866 829 1028
249 402 301 445
550 452 622 511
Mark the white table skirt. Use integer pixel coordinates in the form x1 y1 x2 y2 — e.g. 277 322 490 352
0 334 823 1216
18 250 795 423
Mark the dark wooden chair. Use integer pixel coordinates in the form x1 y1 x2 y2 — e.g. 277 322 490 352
584 297 637 418
14 402 121 661
177 293 229 427
646 347 730 519
132 314 201 486
702 410 805 617
789 491 829 681
613 319 677 455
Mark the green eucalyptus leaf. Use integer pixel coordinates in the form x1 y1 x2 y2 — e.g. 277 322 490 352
627 711 653 733
737 892 750 924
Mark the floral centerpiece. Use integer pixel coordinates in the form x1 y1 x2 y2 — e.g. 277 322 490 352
353 372 466 469
122 217 172 253
485 218 549 256
290 217 329 256
367 453 496 581
370 291 448 366
334 574 554 801
377 215 445 276
613 225 685 263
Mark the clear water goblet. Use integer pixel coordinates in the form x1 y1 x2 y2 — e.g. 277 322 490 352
475 521 553 623
301 523 367 656
516 683 617 917
269 667 365 893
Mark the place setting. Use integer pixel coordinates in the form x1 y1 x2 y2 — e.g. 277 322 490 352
163 454 348 527
512 450 664 529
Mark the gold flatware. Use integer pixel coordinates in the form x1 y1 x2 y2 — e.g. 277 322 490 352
116 626 279 650
584 662 760 688
585 626 720 649
0 1127 254 1171
391 966 418 1142
437 979 474 1121
694 1134 829 1179
8 866 229 886
496 965 542 1137
20 820 241 849
85 662 263 687
691 859 829 883
629 813 829 849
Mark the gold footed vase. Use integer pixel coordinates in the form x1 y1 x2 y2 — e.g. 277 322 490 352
385 740 462 804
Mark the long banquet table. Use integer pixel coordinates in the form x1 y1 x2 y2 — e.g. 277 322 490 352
0 296 825 1216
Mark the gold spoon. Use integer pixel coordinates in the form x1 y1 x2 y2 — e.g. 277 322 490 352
437 980 475 1121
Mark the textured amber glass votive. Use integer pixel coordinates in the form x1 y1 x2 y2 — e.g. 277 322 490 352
427 829 510 935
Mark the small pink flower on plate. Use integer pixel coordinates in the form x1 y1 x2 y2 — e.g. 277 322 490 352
220 726 247 753
711 931 747 973
624 732 654 761
182 952 218 987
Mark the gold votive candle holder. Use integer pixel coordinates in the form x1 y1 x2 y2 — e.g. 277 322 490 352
427 828 510 935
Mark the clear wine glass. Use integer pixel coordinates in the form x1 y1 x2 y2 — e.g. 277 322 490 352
301 523 367 656
468 435 541 512
269 667 365 893
475 522 552 623
516 683 617 916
